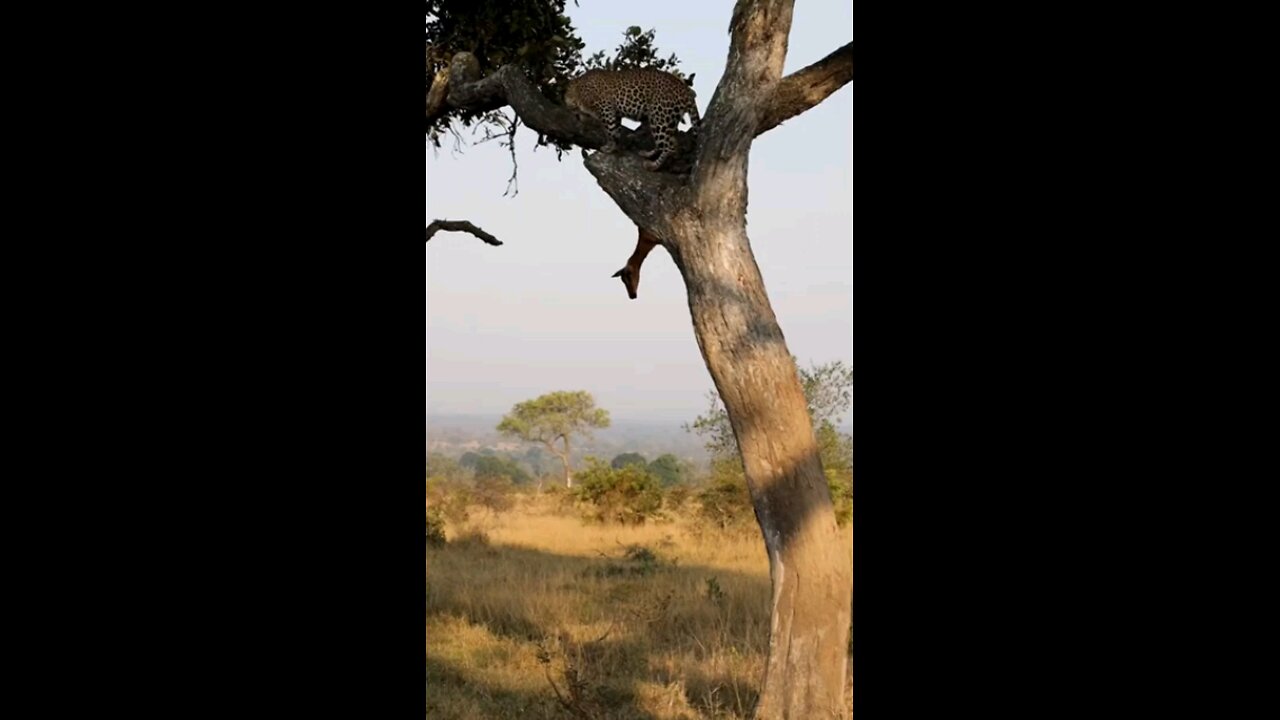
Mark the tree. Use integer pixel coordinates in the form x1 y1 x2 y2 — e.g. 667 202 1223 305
572 458 665 526
688 359 854 528
496 390 610 489
428 2 853 714
646 453 687 487
687 359 853 463
610 452 648 470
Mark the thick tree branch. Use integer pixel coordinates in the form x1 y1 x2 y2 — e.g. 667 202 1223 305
442 54 607 150
435 53 700 191
424 220 503 246
692 0 796 195
582 150 690 236
756 41 852 137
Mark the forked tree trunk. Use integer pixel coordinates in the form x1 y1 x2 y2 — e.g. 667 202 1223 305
667 206 853 718
546 438 573 489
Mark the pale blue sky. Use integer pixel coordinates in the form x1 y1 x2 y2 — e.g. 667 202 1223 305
426 0 853 424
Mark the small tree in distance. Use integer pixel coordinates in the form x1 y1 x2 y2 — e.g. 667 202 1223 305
610 452 648 470
497 390 610 489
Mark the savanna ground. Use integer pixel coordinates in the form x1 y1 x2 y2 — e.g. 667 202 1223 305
426 494 853 719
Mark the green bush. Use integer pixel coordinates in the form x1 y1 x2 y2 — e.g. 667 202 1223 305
572 458 665 525
695 457 755 531
827 470 852 527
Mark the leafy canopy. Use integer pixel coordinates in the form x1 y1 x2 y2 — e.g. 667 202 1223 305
426 0 685 157
496 390 610 445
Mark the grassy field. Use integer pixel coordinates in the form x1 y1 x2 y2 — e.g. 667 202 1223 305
426 495 853 719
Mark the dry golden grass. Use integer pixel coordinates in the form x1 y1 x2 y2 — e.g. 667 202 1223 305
426 495 853 720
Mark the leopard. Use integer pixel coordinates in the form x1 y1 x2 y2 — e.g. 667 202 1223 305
563 68 701 171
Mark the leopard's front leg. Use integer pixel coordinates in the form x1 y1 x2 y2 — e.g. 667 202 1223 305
599 109 622 154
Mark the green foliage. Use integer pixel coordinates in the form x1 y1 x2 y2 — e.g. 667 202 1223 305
583 27 689 81
685 359 853 527
610 452 648 470
645 453 688 487
425 0 587 149
497 390 610 445
686 359 853 460
572 458 665 526
826 469 853 527
464 454 532 485
426 451 465 482
799 360 854 429
815 420 854 474
426 506 447 546
521 446 548 476
426 4 688 159
694 457 755 531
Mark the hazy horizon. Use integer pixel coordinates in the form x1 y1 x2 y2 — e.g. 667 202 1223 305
426 0 853 423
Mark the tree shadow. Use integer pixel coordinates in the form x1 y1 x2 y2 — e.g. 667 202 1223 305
427 541 774 719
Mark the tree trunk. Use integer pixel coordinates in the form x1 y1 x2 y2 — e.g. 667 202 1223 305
545 439 573 490
562 436 573 489
667 209 853 719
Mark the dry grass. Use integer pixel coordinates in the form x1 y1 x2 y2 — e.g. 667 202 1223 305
426 495 853 719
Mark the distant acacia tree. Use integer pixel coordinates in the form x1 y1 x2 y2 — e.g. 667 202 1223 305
497 390 610 489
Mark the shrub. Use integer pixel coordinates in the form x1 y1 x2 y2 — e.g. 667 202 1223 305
665 484 692 512
442 487 472 525
573 458 665 525
827 470 852 527
695 457 755 531
426 507 447 546
473 475 515 515
586 544 668 578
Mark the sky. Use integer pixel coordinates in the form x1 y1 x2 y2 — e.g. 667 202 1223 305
426 0 853 425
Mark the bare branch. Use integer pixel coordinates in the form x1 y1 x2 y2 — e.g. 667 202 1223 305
756 41 853 137
424 220 503 246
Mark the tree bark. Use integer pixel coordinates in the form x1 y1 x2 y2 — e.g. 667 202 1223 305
544 438 573 490
665 210 852 719
562 435 573 489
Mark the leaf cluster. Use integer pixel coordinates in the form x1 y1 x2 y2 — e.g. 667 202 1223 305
572 458 665 526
